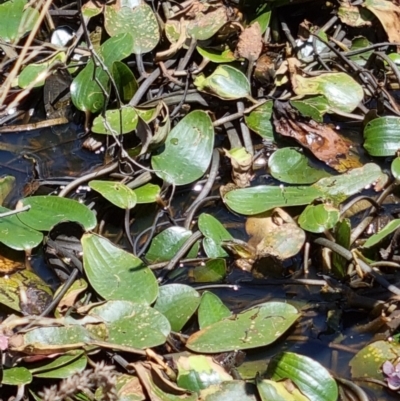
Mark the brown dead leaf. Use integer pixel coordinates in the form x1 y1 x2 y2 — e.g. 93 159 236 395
254 53 276 84
363 0 400 43
273 107 362 172
236 22 263 61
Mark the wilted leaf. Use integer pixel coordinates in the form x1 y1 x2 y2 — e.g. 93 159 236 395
236 22 262 61
273 111 361 172
363 0 400 43
292 72 363 113
187 5 227 40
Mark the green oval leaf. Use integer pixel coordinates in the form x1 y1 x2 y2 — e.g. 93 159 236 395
268 148 331 184
267 352 338 401
151 110 214 185
364 116 400 156
18 196 96 231
82 233 158 304
132 183 160 204
0 0 38 43
224 186 323 215
154 284 200 331
89 180 137 209
194 65 250 100
112 61 138 103
2 367 32 385
298 204 340 233
186 302 299 352
104 3 159 54
145 226 194 263
293 72 363 113
290 95 330 122
92 106 138 135
0 206 43 250
244 100 274 140
198 291 231 329
89 300 170 349
71 33 134 113
198 213 232 258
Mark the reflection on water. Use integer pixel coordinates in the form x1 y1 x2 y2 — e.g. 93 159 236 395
0 122 103 206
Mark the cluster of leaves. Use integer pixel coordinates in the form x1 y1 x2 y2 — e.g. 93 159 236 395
2 0 400 399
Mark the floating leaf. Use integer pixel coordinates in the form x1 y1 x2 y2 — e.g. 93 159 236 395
198 213 232 258
154 284 200 331
2 367 32 385
82 233 158 304
190 259 227 283
268 148 331 184
152 111 214 185
18 196 96 231
257 379 309 401
244 100 274 140
0 206 43 250
194 65 250 100
224 186 323 215
89 180 137 209
187 302 299 352
0 175 15 205
31 352 87 379
19 52 66 89
196 47 236 63
92 107 138 135
104 2 159 54
187 6 227 40
290 96 330 122
198 292 231 329
71 33 134 113
247 209 306 260
363 219 400 248
267 352 338 401
132 183 160 204
176 355 232 392
350 340 400 380
363 116 400 156
313 163 387 203
293 72 363 113
298 204 340 233
145 226 194 263
89 300 170 349
0 0 38 43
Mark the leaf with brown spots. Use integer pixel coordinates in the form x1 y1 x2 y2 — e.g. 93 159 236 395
236 22 263 62
273 104 361 172
363 0 400 43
